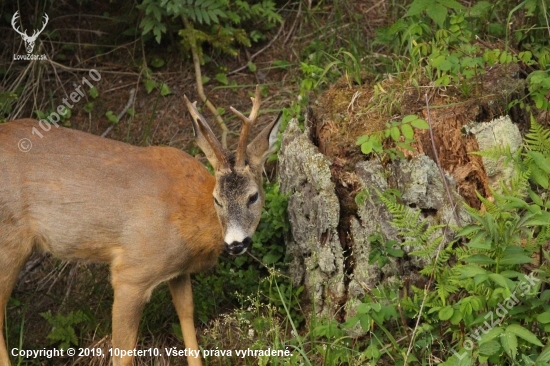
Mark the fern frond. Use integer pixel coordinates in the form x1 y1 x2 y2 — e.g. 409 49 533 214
471 144 514 162
525 114 550 153
476 191 500 216
376 189 422 232
183 0 226 25
535 224 550 248
500 166 530 197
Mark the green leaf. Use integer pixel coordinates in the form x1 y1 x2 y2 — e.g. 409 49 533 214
341 316 359 329
435 74 451 86
528 190 544 206
426 3 447 28
215 73 229 85
83 102 94 113
474 273 489 285
401 123 414 140
386 247 404 257
528 151 550 173
438 305 454 320
358 314 371 331
530 163 549 188
469 1 492 17
457 224 481 237
501 331 517 359
537 312 550 324
411 118 429 129
523 211 550 226
479 327 503 344
537 345 550 362
390 126 401 141
150 56 165 68
144 79 157 94
488 273 511 290
88 87 99 99
506 324 543 346
499 254 533 265
437 0 464 10
263 251 282 265
160 83 172 96
458 265 487 278
372 137 383 152
437 59 453 71
405 0 430 16
356 135 370 145
361 140 374 154
478 340 501 355
105 111 119 124
402 114 418 123
463 254 495 265
247 61 257 72
467 231 491 249
356 303 371 314
450 308 463 325
364 344 380 360
431 54 446 68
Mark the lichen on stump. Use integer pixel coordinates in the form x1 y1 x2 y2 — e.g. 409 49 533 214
279 69 526 324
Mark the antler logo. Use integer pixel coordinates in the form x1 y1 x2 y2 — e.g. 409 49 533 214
11 11 49 54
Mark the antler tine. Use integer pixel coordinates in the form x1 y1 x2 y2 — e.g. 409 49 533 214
11 11 27 37
230 85 261 168
32 13 49 38
184 95 229 170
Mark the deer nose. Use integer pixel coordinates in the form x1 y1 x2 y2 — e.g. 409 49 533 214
224 236 252 255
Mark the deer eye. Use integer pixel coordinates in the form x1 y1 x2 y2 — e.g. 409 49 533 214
248 192 259 205
214 197 222 207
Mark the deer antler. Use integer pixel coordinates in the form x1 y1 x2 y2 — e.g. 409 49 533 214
30 13 49 39
11 11 28 37
184 96 229 170
230 85 261 168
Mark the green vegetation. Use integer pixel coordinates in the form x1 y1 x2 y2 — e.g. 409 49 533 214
40 310 93 350
356 114 429 160
3 0 550 365
333 115 550 365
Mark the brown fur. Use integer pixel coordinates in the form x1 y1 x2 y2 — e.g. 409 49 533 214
0 109 281 366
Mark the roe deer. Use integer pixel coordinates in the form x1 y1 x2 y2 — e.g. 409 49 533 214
0 85 281 366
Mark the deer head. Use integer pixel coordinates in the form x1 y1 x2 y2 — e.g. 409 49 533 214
11 11 49 54
184 86 282 255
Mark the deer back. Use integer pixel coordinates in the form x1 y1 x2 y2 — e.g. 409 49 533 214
0 119 223 276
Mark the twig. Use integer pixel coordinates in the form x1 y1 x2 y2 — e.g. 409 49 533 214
245 251 291 279
182 17 229 148
101 88 135 137
363 0 386 16
284 0 302 45
17 253 48 284
46 59 139 75
228 21 285 76
424 92 462 228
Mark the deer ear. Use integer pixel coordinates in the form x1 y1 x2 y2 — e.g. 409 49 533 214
246 112 283 169
184 96 229 171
